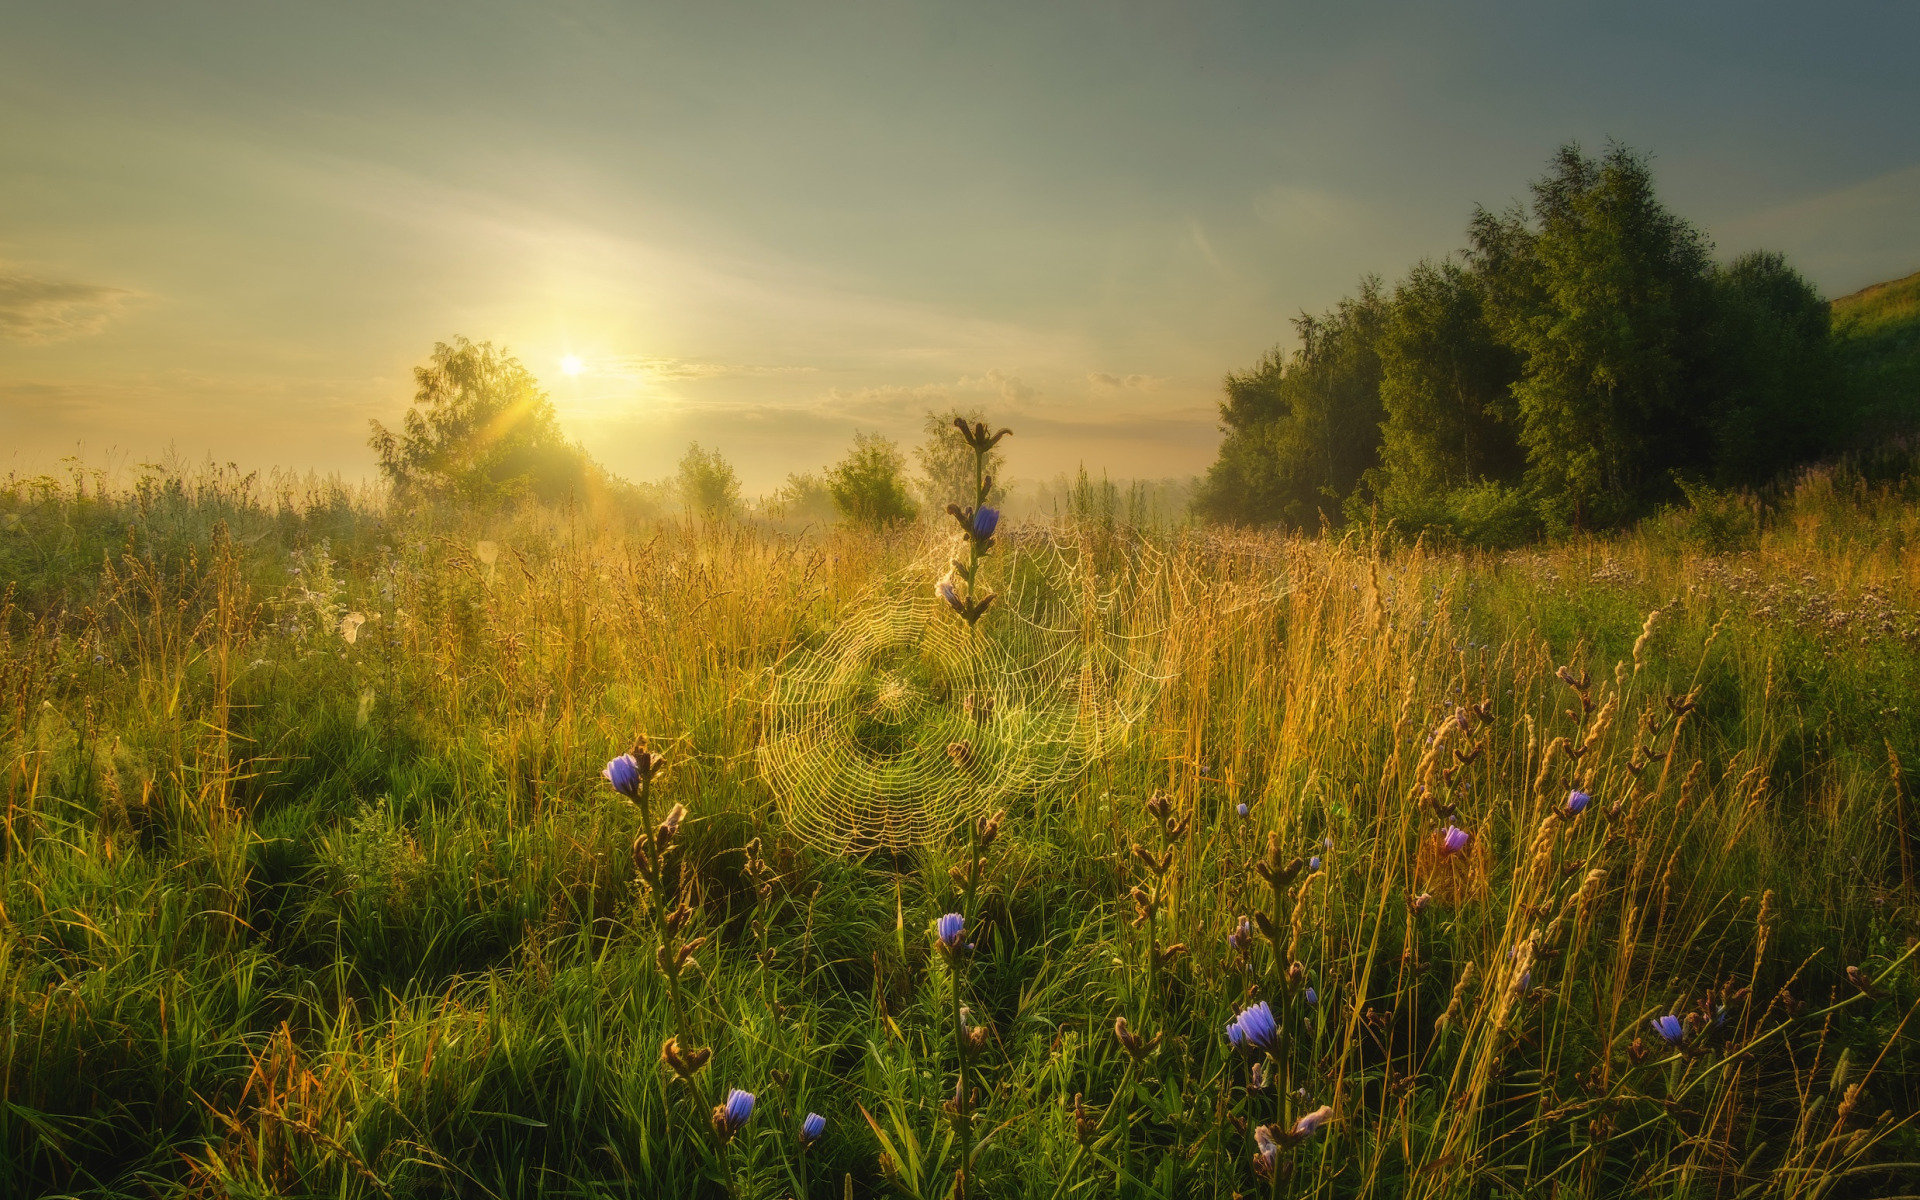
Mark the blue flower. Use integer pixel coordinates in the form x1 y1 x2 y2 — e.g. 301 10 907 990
935 574 964 615
1304 987 1318 1006
603 754 640 799
1309 856 1322 872
1236 802 1249 818
1441 825 1471 857
1650 1014 1686 1045
1226 1001 1279 1053
799 1111 826 1147
711 1087 756 1141
971 507 1000 539
936 912 965 950
1565 789 1591 816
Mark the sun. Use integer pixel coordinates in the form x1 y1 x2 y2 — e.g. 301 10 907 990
560 355 583 376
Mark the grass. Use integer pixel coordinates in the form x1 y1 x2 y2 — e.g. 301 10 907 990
3 458 1920 1198
1834 268 1920 439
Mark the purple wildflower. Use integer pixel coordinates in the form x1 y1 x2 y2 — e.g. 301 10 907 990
1565 789 1591 816
1650 1014 1686 1045
603 754 641 799
1227 915 1252 954
799 1111 826 1147
1236 802 1249 818
1291 1105 1333 1138
1226 1001 1279 1053
1253 1124 1279 1175
1441 825 1471 857
1304 987 1318 1006
971 507 1000 539
936 912 965 951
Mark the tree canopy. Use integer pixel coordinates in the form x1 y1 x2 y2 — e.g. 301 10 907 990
1198 142 1850 540
369 338 591 505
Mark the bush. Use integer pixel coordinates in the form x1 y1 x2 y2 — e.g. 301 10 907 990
828 432 919 528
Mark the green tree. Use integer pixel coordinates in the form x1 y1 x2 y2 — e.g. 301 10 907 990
1470 143 1715 529
1193 279 1388 527
914 409 1008 514
829 432 920 528
368 337 589 504
768 470 837 525
1703 250 1838 484
676 443 741 517
1369 259 1522 527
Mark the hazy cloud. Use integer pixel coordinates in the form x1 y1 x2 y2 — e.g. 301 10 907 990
609 355 818 381
0 269 136 343
1088 372 1161 390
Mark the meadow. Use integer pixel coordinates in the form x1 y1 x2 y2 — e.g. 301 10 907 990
3 456 1919 1199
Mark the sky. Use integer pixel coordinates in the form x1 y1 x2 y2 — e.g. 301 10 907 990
3 1 1918 493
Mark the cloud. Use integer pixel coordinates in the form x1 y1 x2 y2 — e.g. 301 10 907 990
609 355 817 381
1087 371 1161 390
0 269 136 343
820 370 1039 417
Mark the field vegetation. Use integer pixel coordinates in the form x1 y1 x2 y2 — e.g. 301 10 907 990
4 441 1920 1197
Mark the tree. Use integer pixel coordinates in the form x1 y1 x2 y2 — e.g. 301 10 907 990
1193 279 1389 527
676 443 741 517
915 409 1008 515
828 432 919 528
768 470 837 525
1369 259 1523 527
1470 143 1716 529
368 337 589 504
1703 251 1837 484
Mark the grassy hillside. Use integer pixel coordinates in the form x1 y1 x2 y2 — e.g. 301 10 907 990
3 464 1920 1198
1834 269 1920 436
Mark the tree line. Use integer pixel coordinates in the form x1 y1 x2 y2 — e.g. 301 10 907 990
368 341 1001 527
1195 142 1847 543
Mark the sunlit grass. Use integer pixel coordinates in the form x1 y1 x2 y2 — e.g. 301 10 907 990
2 461 1917 1197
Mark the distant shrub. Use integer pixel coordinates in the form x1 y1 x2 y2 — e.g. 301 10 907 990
676 442 742 518
828 432 919 529
1443 480 1539 549
1665 474 1760 553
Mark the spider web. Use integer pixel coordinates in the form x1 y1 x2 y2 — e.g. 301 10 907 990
758 540 1176 854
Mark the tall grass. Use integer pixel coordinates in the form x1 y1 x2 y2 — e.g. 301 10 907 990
2 459 1918 1197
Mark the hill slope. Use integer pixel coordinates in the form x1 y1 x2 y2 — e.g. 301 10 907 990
1834 268 1920 433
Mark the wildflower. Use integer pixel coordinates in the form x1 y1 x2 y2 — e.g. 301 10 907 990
1409 893 1432 913
1309 856 1322 872
1323 837 1333 851
1253 1124 1279 1178
1249 1061 1267 1090
711 1088 755 1142
604 754 642 799
1227 915 1252 954
1290 1105 1333 1138
1226 1001 1279 1054
1236 802 1249 818
799 1111 826 1148
1650 1014 1686 1046
1304 987 1318 1006
1564 789 1591 817
935 912 965 952
971 507 1000 540
936 573 965 615
1440 825 1471 857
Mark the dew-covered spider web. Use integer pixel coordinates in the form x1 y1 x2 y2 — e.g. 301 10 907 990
758 540 1181 854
